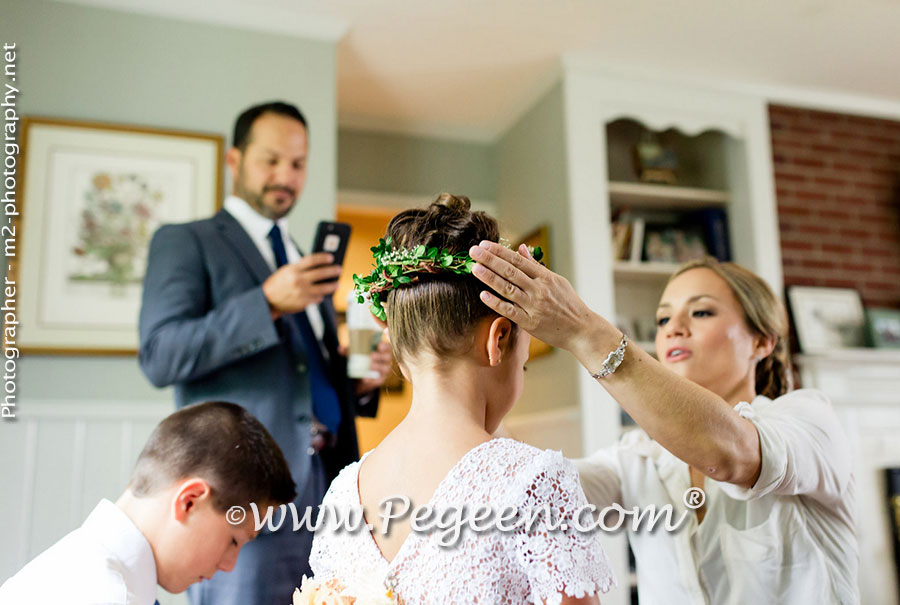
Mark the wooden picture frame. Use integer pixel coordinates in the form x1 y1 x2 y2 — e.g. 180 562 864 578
516 225 553 360
11 117 223 355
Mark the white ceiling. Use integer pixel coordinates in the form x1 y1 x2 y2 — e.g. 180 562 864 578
60 0 900 142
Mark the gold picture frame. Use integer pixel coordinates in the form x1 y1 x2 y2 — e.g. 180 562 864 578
10 116 224 355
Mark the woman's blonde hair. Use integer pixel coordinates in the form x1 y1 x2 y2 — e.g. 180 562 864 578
668 258 793 399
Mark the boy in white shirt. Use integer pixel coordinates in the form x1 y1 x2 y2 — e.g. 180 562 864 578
0 401 297 605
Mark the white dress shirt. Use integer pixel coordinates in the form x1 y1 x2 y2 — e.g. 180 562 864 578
225 195 379 412
576 389 859 605
224 195 326 343
0 499 158 605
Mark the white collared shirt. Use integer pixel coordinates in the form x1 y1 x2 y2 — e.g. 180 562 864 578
576 389 859 605
0 499 158 605
224 195 325 343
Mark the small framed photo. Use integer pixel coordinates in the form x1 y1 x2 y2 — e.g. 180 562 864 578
866 308 900 349
12 117 224 354
787 286 866 353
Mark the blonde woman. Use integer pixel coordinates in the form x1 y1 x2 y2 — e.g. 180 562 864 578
469 244 858 605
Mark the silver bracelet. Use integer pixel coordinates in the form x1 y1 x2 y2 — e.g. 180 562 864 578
589 333 628 380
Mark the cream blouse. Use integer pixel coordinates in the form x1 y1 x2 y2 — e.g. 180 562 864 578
576 388 859 605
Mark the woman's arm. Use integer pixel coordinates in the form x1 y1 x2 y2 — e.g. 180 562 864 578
577 319 760 487
469 242 761 487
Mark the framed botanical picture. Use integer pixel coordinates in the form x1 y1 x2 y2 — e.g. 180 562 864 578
516 225 552 360
787 286 866 353
12 117 224 354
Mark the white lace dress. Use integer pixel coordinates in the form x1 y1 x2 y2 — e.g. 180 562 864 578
310 438 616 604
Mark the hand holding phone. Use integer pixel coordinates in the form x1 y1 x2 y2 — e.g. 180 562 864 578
261 221 351 317
262 253 341 318
311 221 351 283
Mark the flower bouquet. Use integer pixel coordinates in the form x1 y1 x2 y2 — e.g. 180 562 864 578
293 571 398 605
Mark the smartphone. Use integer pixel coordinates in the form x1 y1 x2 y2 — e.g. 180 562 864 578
311 221 352 282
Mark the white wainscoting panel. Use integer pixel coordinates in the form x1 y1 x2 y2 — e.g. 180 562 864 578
0 399 187 603
2 401 592 605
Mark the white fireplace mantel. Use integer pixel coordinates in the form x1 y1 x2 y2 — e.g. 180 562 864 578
795 348 900 407
795 348 900 605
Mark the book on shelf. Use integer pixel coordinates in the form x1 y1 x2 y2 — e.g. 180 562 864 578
643 222 706 264
611 220 632 261
611 207 731 265
686 208 731 262
629 218 645 263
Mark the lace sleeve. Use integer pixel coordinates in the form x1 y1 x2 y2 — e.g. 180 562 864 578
513 451 616 605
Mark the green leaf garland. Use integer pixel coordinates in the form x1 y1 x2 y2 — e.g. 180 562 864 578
353 237 544 320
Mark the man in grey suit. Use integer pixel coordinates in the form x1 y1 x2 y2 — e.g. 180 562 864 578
138 101 391 605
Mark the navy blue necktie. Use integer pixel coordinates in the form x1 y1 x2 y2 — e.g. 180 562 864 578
268 224 342 435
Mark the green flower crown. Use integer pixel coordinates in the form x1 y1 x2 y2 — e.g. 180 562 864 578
352 237 543 321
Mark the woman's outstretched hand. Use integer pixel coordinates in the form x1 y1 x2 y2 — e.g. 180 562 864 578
468 241 598 353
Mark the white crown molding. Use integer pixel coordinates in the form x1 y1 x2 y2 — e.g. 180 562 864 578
562 52 900 122
727 80 900 122
52 0 349 42
337 113 498 144
346 55 900 145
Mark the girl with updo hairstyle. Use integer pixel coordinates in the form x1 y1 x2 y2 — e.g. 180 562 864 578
308 194 615 604
468 243 859 604
384 193 516 369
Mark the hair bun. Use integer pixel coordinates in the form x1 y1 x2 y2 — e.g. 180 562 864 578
432 193 472 215
386 192 497 255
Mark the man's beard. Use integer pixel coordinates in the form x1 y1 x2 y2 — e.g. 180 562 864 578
235 177 296 220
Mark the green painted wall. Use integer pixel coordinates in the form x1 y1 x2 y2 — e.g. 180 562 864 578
338 129 496 201
496 82 579 416
0 0 338 402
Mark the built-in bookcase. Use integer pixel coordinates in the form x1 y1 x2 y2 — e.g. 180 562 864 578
560 61 783 605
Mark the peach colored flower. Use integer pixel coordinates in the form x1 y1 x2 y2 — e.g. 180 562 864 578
293 572 399 605
293 577 352 605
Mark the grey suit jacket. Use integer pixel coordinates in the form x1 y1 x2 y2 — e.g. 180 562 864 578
138 209 376 485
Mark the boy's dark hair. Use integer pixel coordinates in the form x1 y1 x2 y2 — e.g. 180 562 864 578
232 101 307 151
128 401 296 511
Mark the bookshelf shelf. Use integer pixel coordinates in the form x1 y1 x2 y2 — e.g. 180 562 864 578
608 181 729 209
613 261 681 280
